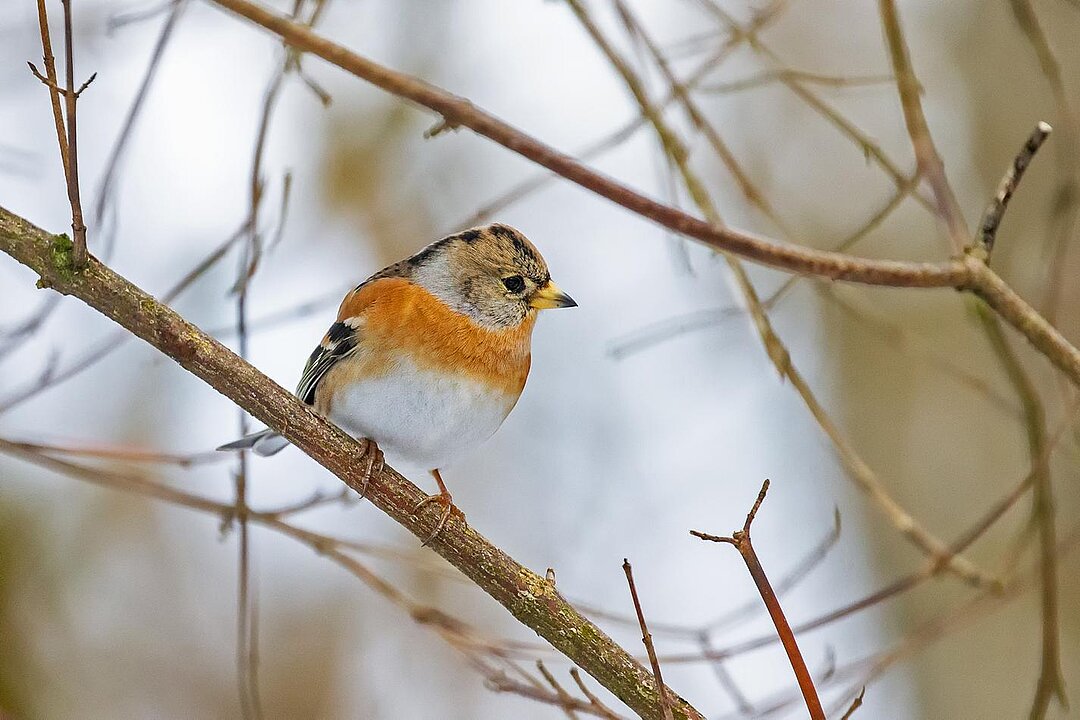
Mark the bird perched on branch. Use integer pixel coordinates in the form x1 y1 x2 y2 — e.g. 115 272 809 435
218 223 576 541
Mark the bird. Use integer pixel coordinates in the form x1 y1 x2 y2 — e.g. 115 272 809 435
218 223 576 542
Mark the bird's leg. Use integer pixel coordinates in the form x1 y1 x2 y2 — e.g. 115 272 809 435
355 438 383 499
412 468 460 544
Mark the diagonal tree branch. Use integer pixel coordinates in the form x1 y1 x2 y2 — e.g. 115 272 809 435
0 206 704 720
198 0 1080 393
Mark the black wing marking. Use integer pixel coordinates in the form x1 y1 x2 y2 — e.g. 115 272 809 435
295 320 360 405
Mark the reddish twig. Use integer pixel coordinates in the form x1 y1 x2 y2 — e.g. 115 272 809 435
623 560 674 720
31 0 69 178
839 687 866 720
60 0 89 269
692 480 825 720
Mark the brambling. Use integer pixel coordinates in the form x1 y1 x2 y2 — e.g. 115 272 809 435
218 223 576 541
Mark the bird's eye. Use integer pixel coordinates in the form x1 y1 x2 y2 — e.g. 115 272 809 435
502 275 525 293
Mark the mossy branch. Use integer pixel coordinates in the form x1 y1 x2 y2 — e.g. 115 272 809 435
0 204 705 720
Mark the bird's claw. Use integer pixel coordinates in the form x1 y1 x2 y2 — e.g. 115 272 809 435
356 438 383 500
412 490 459 545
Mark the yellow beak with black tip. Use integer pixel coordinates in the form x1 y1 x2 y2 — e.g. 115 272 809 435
529 280 577 310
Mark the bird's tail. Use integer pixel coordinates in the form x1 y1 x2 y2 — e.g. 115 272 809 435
216 428 291 457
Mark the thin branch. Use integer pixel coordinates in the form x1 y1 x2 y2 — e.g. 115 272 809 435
607 177 918 360
570 668 625 720
536 661 583 720
976 121 1053 257
975 303 1067 718
839 688 866 720
32 0 69 178
623 560 674 720
60 0 89 269
0 207 704 720
692 480 825 720
4 438 225 467
486 669 627 719
877 0 969 253
1008 0 1080 325
700 70 894 94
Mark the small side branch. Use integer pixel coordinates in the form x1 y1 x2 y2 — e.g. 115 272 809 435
692 480 826 720
623 560 674 720
975 121 1053 258
30 0 94 269
60 0 89 269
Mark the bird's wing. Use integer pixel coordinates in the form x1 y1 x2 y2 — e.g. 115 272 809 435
295 318 361 405
295 274 412 405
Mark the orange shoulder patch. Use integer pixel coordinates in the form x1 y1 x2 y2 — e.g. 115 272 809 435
336 277 412 322
336 278 535 396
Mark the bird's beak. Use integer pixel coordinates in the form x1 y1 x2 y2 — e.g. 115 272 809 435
529 280 577 310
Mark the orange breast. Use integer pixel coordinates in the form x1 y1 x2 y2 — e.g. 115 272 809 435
336 277 535 396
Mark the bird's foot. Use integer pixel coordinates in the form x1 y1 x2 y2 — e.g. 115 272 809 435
412 469 463 545
412 490 462 545
356 438 384 499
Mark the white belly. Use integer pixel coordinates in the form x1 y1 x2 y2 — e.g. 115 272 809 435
328 356 518 470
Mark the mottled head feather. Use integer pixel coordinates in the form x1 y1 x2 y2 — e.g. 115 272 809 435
377 223 553 328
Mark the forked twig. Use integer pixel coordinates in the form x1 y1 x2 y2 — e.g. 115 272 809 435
692 480 825 720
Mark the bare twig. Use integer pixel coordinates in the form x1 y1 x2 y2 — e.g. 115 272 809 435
31 0 69 178
839 687 865 720
700 70 893 94
692 480 825 720
976 122 1053 257
1008 0 1080 325
877 0 969 252
975 303 1067 718
607 177 918 360
4 438 225 467
570 668 624 720
60 0 89 269
486 669 626 719
30 0 93 270
623 560 674 720
537 661 583 720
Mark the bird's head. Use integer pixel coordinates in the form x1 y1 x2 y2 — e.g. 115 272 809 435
410 223 576 329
